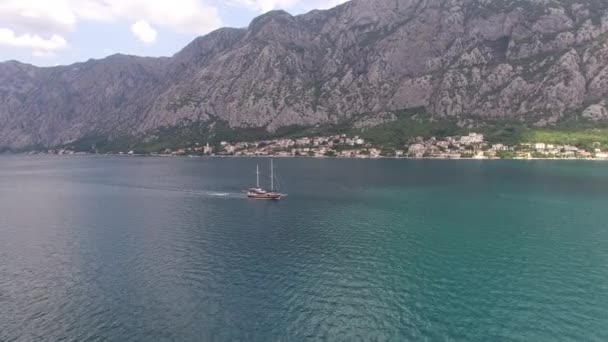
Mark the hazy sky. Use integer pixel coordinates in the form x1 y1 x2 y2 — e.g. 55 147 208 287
0 0 348 67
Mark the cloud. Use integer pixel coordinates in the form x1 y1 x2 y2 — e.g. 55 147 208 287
0 28 67 54
78 0 222 35
315 0 350 10
1 0 348 64
131 20 157 44
0 0 222 37
0 0 223 59
232 0 298 13
32 50 59 58
228 0 348 14
0 0 77 33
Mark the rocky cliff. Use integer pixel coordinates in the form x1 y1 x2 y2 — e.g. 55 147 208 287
2 0 608 148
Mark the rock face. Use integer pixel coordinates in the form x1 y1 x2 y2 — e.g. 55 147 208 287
2 0 608 148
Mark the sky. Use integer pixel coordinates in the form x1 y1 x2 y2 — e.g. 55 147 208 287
0 0 348 67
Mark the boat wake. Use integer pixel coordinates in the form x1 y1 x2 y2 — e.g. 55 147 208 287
85 180 244 199
180 189 243 198
151 187 244 199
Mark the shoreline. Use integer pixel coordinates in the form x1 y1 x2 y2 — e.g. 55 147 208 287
15 132 608 162
7 153 608 162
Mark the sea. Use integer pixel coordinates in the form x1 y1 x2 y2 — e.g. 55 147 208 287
1 156 607 341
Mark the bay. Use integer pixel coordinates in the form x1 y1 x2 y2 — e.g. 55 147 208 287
1 156 607 341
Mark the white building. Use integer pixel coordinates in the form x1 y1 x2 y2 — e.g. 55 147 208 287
437 141 450 149
596 152 608 159
369 149 381 158
473 151 487 159
408 144 425 158
460 133 484 145
296 138 311 146
492 144 508 151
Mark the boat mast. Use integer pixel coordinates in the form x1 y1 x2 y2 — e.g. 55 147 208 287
256 164 260 188
271 159 274 191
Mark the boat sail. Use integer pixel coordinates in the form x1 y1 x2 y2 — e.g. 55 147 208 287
245 159 286 200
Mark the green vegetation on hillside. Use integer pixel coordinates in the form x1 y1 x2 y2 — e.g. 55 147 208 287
56 108 608 155
63 117 359 154
481 125 526 146
355 111 608 151
358 109 464 148
521 129 608 150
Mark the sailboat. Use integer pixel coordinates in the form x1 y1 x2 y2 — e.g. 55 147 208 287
245 159 286 200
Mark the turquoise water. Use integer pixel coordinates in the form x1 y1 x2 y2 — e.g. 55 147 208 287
1 156 607 341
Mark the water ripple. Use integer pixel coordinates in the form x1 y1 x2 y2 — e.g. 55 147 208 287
1 157 608 341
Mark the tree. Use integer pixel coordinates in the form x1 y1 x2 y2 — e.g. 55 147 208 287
381 148 395 157
497 150 516 159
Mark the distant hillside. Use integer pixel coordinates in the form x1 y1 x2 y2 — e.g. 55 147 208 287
2 0 608 149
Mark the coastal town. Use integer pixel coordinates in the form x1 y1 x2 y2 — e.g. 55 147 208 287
41 132 608 160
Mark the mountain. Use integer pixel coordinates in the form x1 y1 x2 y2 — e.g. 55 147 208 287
2 0 608 149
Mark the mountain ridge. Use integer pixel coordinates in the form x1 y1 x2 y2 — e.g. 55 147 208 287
2 0 608 149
